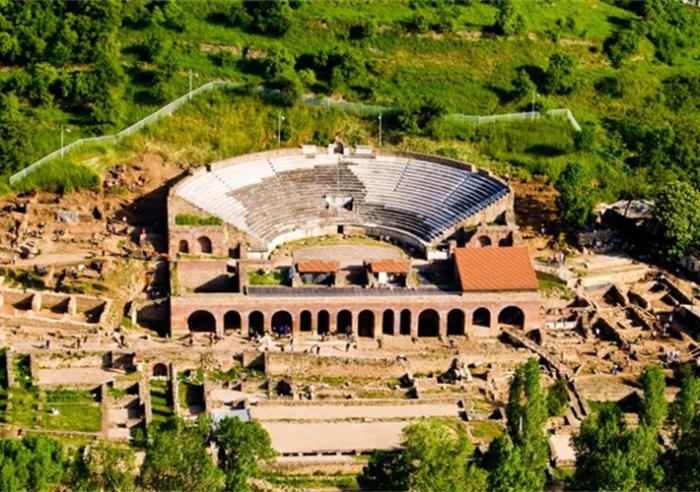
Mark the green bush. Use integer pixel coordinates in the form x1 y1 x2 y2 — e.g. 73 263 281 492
174 214 223 226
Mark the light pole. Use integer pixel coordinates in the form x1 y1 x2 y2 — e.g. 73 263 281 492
277 112 285 145
531 91 538 121
378 113 383 147
188 70 197 100
60 125 71 158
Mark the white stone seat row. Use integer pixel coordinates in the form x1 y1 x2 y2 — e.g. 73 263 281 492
175 155 508 245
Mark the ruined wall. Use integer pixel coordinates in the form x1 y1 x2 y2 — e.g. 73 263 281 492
175 259 234 293
170 291 541 338
264 350 531 378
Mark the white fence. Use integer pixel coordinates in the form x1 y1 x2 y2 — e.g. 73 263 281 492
446 108 581 132
10 80 239 184
12 82 582 184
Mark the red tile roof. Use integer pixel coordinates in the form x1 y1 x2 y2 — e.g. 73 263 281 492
368 259 411 274
454 246 538 292
296 261 339 273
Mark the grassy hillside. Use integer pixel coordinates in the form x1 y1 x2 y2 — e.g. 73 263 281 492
0 0 698 200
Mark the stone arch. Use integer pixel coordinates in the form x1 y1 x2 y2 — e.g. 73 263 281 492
400 309 411 336
188 310 216 333
197 236 213 254
224 311 241 331
249 311 264 336
358 310 375 338
178 239 189 254
271 310 292 331
382 309 394 335
337 310 352 335
300 310 312 332
498 306 525 328
447 309 465 336
152 362 168 378
418 309 439 337
477 235 492 247
498 235 513 247
472 307 491 328
318 310 330 335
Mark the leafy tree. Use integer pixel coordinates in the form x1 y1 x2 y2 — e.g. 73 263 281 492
213 417 275 492
70 442 136 492
0 436 65 492
494 0 525 36
357 451 411 491
0 92 32 173
663 74 700 112
547 378 570 417
555 162 595 228
669 364 700 437
27 63 59 106
349 19 378 40
262 47 296 80
573 365 671 491
512 68 535 100
483 435 531 492
638 365 668 429
604 28 640 68
483 359 548 491
544 52 576 95
666 365 700 491
649 180 700 262
358 418 486 492
140 417 225 492
399 97 447 135
243 0 293 36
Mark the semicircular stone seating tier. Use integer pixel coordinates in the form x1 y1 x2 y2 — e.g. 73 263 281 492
175 153 509 246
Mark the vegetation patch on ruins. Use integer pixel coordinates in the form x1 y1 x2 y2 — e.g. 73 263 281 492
175 213 224 226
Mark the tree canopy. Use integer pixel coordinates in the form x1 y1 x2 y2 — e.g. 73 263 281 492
213 417 275 492
649 180 700 262
358 418 486 492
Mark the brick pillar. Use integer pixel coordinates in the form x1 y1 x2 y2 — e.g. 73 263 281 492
410 310 418 338
374 310 383 339
292 314 300 335
489 308 499 337
31 293 41 313
439 311 447 338
309 312 317 336
241 313 250 337
216 314 224 338
392 310 399 336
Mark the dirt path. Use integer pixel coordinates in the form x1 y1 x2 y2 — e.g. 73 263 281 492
262 421 406 454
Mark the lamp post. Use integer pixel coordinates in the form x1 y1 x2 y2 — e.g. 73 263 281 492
277 112 285 145
531 91 538 121
188 70 197 100
378 113 383 147
60 125 71 158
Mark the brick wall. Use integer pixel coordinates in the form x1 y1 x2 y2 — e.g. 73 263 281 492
170 291 541 338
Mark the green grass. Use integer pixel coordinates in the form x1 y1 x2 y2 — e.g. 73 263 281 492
248 268 286 286
7 386 101 433
175 213 224 226
537 271 573 298
12 158 100 194
260 470 358 490
150 380 173 427
468 420 505 441
0 268 46 290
